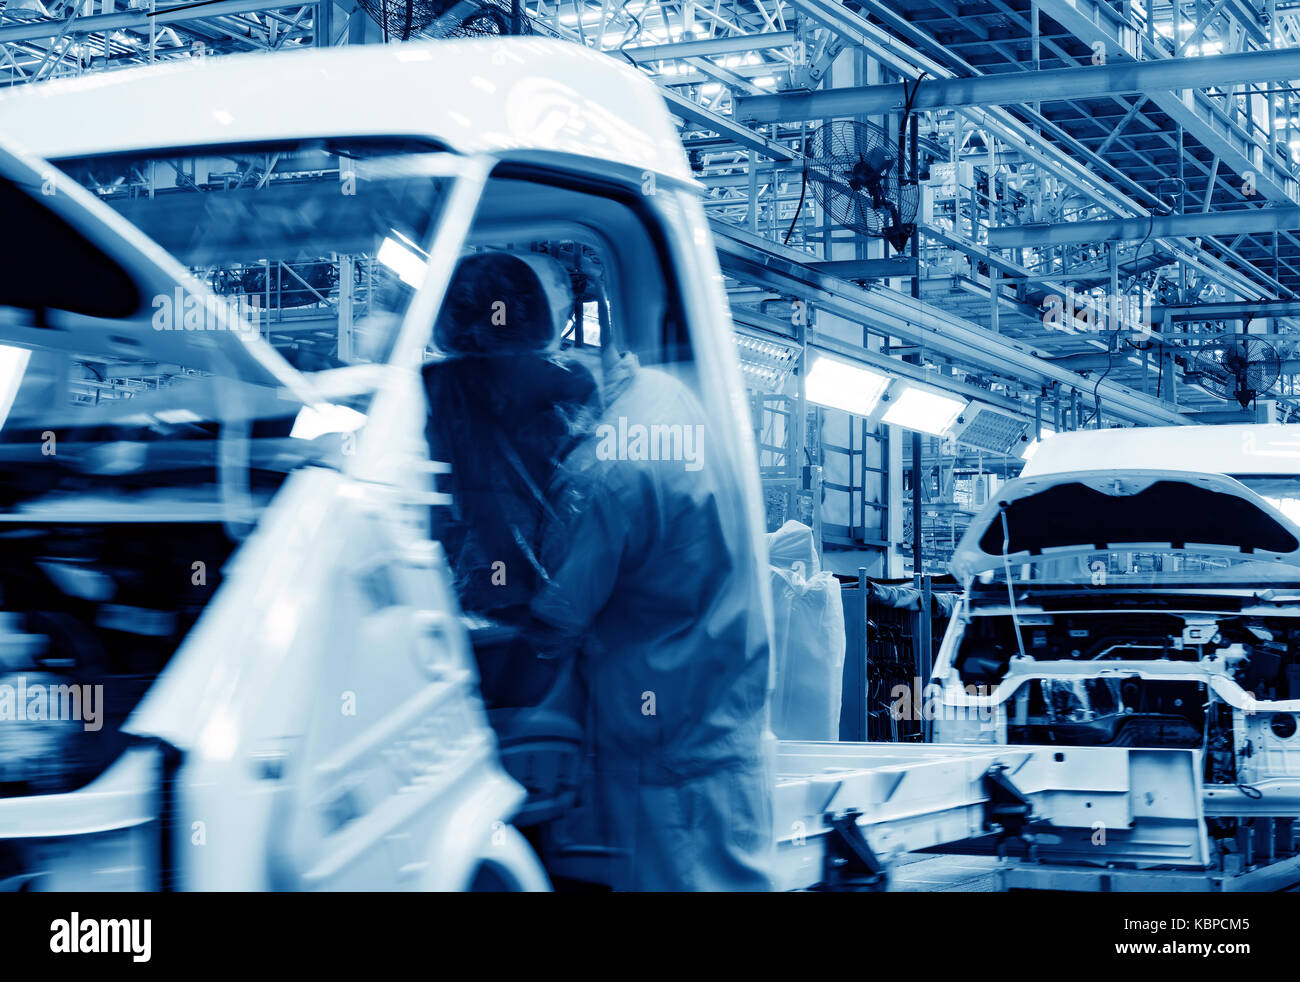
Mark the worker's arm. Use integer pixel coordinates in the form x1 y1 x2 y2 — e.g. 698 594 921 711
528 460 646 659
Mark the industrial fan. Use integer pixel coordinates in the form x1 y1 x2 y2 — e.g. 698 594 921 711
798 119 920 252
354 0 445 40
1190 335 1282 408
354 0 530 40
443 0 532 36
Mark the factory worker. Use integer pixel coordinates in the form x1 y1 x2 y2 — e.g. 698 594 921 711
423 251 601 705
527 348 774 892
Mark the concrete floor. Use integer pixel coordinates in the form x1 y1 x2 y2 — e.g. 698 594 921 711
889 852 1002 891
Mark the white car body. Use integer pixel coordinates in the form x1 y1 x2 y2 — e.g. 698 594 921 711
0 40 771 891
934 424 1300 824
1023 423 1300 479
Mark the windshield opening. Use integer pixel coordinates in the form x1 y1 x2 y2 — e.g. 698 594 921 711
55 140 457 374
1236 475 1300 527
0 140 467 512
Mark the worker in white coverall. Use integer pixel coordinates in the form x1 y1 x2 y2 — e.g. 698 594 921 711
529 348 775 892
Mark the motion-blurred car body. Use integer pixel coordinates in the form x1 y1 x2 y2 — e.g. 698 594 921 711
0 40 771 890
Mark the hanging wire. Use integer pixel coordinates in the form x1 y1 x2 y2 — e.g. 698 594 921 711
999 506 1029 662
616 0 644 66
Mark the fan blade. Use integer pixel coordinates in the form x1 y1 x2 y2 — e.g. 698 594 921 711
851 193 877 232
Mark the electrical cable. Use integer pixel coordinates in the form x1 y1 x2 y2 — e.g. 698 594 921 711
783 167 807 245
616 0 643 67
899 72 927 162
999 506 1029 663
1133 210 1157 266
1083 331 1118 428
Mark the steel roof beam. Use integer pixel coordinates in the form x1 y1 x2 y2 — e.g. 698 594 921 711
661 88 798 161
988 206 1300 248
1153 299 1300 321
1034 0 1296 204
735 46 1300 122
712 221 1189 426
622 29 797 62
0 0 281 43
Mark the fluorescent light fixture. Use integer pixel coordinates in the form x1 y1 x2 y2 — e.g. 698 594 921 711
377 236 427 288
948 402 1030 455
1021 424 1056 460
290 403 366 441
881 384 967 436
0 345 31 432
804 352 891 417
736 333 800 394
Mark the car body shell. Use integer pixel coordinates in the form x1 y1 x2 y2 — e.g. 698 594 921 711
0 41 772 890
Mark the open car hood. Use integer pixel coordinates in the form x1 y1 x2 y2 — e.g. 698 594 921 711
949 468 1300 582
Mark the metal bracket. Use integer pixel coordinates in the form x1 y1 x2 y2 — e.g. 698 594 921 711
983 763 1037 840
817 810 888 892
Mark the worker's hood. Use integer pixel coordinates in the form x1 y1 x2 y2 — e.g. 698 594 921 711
949 469 1300 582
0 137 314 400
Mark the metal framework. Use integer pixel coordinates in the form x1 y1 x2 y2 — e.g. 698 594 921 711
6 0 1300 569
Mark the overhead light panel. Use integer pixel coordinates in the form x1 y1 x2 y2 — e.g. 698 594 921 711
804 352 891 417
735 332 801 394
881 384 967 436
949 402 1030 455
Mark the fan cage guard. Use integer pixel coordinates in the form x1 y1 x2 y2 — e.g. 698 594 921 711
1190 336 1282 408
354 0 537 40
804 119 920 245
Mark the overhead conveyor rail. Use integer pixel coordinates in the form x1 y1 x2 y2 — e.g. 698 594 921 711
712 223 1190 428
773 741 1209 891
